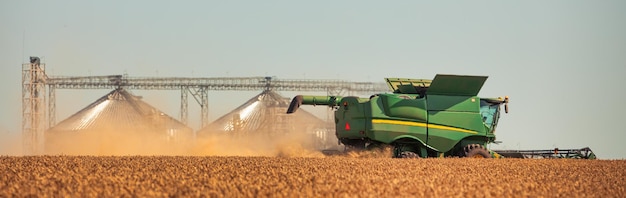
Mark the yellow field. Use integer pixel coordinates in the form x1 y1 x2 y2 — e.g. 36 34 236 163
1 156 624 197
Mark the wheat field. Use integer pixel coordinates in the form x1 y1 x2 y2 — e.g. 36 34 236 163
1 156 624 197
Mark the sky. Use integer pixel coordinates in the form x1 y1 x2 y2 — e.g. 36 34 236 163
1 1 625 158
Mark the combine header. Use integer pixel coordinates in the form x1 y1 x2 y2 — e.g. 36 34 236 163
494 147 596 159
287 74 595 159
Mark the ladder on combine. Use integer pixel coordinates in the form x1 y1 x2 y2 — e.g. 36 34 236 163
494 147 596 159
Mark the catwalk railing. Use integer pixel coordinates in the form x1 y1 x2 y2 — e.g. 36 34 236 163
46 75 389 93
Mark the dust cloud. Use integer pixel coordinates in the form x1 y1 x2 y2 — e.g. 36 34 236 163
0 131 22 156
45 128 191 156
190 111 329 157
44 128 328 157
191 130 325 158
44 127 398 158
344 146 394 158
43 116 330 157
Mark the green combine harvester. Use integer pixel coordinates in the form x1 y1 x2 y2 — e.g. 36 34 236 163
287 74 595 159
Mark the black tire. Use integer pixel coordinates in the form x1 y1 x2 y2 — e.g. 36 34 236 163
462 144 491 158
393 143 423 158
399 151 420 158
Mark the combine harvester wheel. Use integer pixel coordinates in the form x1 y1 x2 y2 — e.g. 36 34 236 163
462 144 492 158
399 151 420 158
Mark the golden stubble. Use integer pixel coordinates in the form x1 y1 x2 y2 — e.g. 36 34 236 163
1 156 624 197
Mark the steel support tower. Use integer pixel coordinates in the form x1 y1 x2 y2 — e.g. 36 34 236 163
22 57 47 155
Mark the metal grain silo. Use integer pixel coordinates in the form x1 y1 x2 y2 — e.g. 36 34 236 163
45 88 193 155
197 90 334 149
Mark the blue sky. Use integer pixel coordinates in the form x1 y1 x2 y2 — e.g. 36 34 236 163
1 1 625 158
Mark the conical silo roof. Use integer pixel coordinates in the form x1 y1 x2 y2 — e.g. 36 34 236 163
49 88 190 132
198 90 327 136
46 88 193 155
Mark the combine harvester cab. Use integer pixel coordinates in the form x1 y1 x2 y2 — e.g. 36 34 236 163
287 74 510 158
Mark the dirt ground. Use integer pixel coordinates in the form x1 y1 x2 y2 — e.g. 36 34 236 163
1 156 623 197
